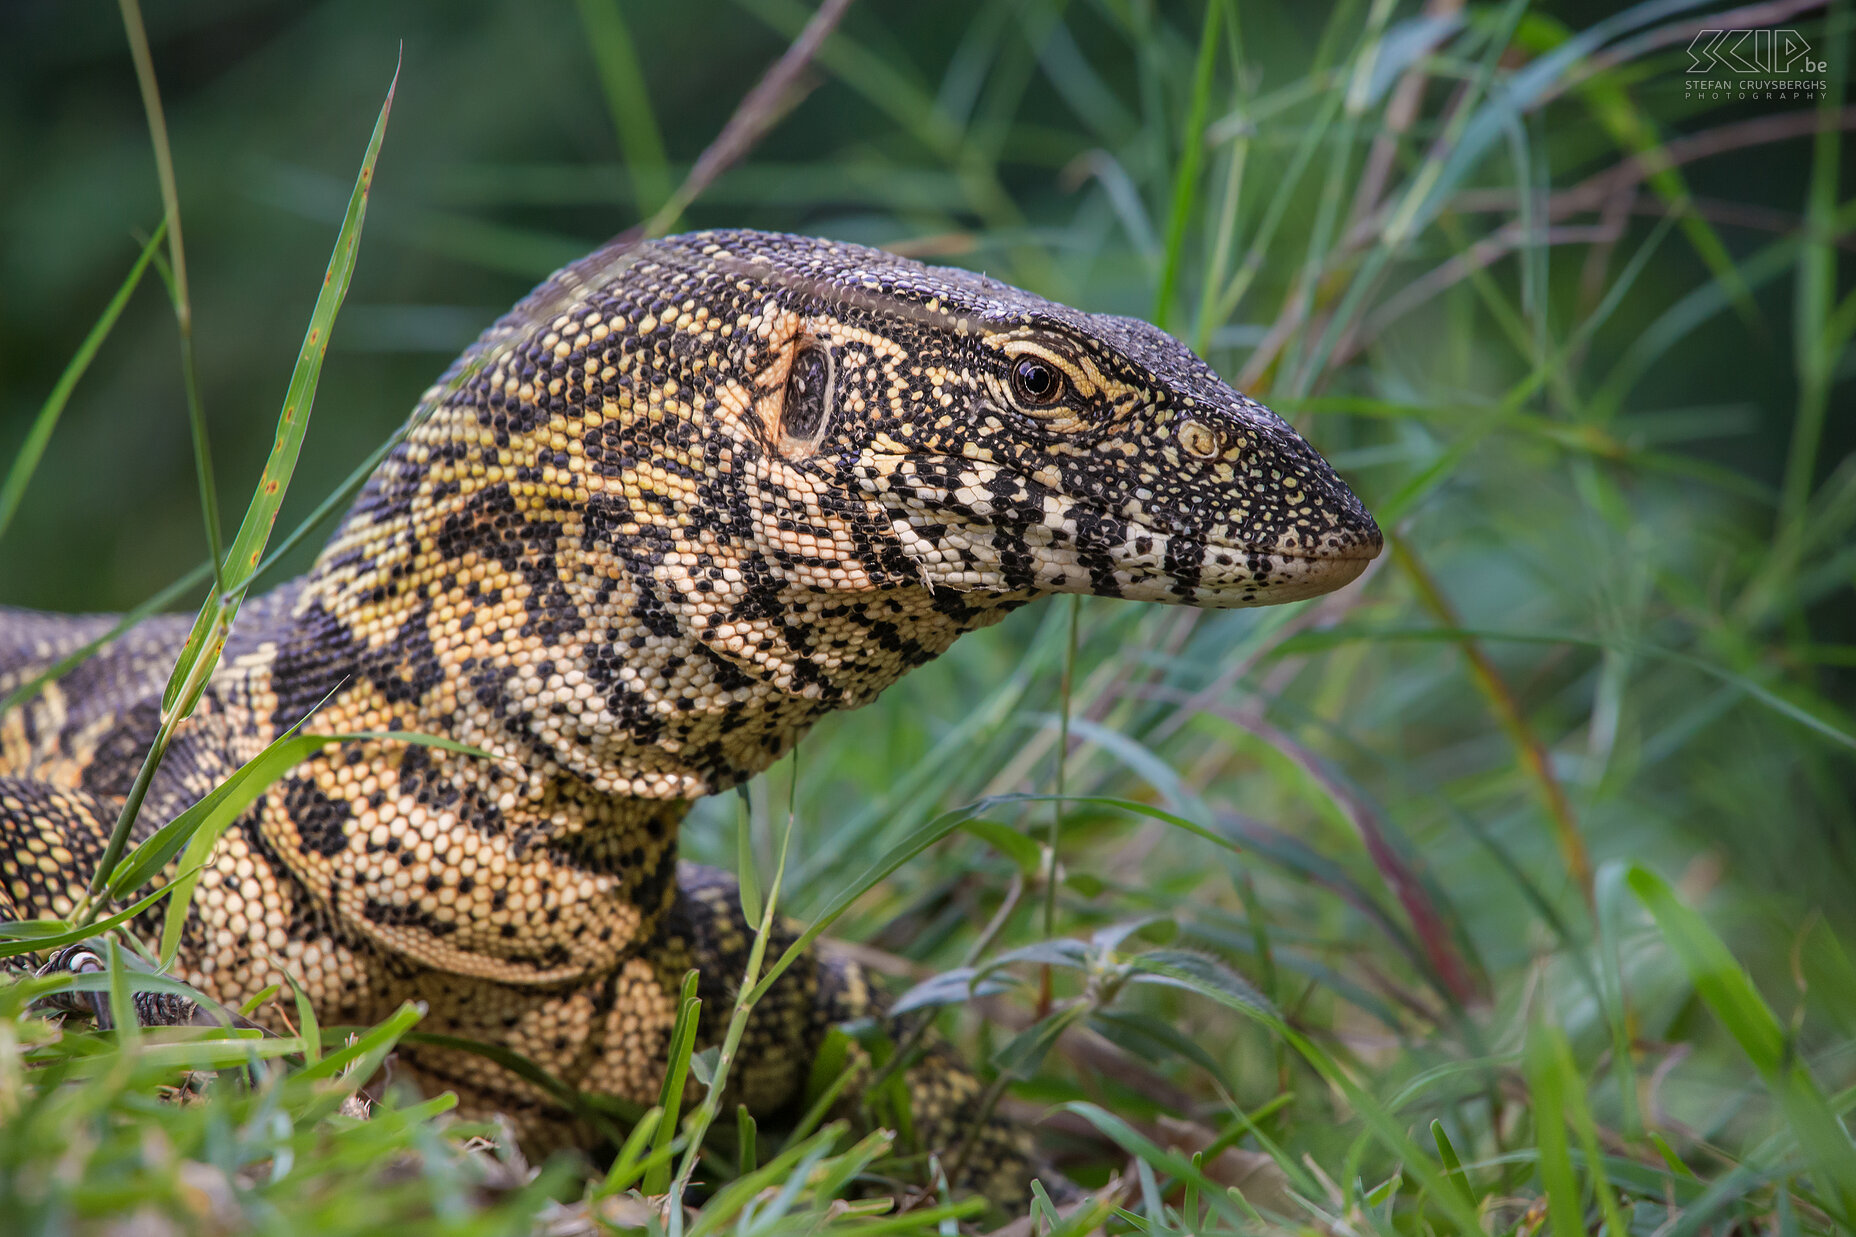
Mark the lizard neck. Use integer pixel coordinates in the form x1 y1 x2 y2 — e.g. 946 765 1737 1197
268 381 1026 809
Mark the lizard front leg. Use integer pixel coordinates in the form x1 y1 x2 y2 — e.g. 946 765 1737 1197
0 779 212 1028
648 863 1039 1201
387 860 1039 1201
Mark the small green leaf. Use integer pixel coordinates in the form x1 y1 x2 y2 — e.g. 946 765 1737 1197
890 965 1018 1015
984 937 1093 973
645 969 701 1195
1089 1008 1229 1083
1090 915 1177 955
736 1104 757 1176
1431 1119 1476 1215
993 1003 1088 1080
961 818 1043 874
1124 949 1277 1019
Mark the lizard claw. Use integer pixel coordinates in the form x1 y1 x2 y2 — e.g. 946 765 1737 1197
30 942 244 1031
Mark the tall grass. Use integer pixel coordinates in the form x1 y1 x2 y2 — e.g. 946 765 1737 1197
2 0 1853 1233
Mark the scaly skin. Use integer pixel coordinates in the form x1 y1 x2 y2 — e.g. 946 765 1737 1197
0 229 1381 1197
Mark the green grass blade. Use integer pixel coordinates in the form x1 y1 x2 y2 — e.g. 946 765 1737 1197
645 969 701 1196
106 729 486 901
1152 0 1223 331
735 1104 756 1176
1382 0 1710 249
1541 1022 1628 1236
119 0 224 590
220 61 397 591
1526 1023 1584 1237
1430 1119 1476 1215
746 796 1020 1005
104 939 135 1047
736 785 762 928
1593 861 1644 1138
286 974 320 1065
1627 866 1784 1069
1058 1101 1283 1228
681 1124 850 1236
250 418 413 586
595 1105 664 1196
574 0 672 220
292 1001 422 1085
1272 623 1856 752
1780 0 1850 531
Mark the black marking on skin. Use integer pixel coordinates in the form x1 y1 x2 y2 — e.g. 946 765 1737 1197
581 420 637 479
1162 535 1206 599
375 601 441 706
284 775 353 859
79 700 162 800
469 661 515 719
270 601 367 733
362 896 459 936
441 487 586 643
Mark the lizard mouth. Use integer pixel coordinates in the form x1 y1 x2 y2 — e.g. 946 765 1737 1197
1111 521 1381 608
857 451 1382 607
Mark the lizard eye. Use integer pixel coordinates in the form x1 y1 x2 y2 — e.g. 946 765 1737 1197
1011 357 1065 406
782 342 833 442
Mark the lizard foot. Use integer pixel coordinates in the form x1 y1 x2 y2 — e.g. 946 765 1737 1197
29 942 244 1031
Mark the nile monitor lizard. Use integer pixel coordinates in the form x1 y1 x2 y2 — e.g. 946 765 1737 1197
0 229 1381 1196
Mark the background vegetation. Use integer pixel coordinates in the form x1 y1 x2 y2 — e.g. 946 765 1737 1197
1 0 1853 1232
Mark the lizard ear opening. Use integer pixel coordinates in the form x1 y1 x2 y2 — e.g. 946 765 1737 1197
779 341 833 452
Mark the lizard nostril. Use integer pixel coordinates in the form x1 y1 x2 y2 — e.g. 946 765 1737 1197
1180 419 1218 459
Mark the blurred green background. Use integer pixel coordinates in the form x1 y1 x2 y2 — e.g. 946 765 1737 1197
2 3 1855 1223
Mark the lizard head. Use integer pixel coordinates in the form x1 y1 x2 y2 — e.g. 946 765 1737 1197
701 232 1382 610
286 230 1384 798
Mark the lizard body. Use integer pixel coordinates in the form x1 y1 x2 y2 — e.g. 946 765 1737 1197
0 230 1380 1193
